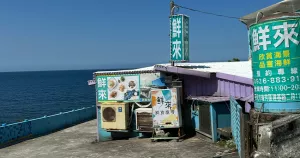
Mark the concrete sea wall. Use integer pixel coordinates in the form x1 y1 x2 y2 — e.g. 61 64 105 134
0 105 96 148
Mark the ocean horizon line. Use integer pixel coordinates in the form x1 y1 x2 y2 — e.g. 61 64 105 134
0 58 248 73
0 67 134 73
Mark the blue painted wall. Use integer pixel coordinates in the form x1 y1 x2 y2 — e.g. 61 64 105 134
0 106 96 146
210 102 231 142
97 106 112 141
212 102 231 129
210 104 217 142
191 104 200 130
190 101 231 142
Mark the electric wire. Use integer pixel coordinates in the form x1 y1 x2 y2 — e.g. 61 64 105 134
175 4 248 20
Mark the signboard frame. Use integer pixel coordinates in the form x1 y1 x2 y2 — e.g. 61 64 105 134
96 73 160 103
249 18 300 103
170 14 189 62
151 88 182 128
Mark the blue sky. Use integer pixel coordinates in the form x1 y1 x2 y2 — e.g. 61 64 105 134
0 0 280 72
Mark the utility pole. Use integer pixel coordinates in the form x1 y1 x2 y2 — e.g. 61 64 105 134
170 0 175 66
170 0 175 15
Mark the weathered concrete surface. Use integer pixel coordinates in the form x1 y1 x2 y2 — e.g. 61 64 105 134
0 120 238 158
271 114 300 158
254 114 300 158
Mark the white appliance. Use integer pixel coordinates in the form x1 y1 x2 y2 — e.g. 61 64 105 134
135 108 153 132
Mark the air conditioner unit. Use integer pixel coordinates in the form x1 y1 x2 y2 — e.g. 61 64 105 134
135 108 153 132
101 102 129 130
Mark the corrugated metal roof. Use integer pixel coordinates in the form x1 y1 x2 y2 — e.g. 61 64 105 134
94 66 156 75
156 61 252 79
94 61 252 79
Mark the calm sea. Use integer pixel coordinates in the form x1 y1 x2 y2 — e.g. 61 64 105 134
0 70 100 124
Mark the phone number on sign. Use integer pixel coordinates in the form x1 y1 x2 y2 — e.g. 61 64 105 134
254 76 300 85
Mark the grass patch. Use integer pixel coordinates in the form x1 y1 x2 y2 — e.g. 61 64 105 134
216 139 236 149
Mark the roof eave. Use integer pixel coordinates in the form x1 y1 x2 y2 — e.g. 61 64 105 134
154 65 212 78
216 72 253 85
94 70 157 76
240 0 300 27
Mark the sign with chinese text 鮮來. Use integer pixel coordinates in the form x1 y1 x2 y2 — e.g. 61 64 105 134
170 14 189 62
250 18 300 103
96 73 160 102
151 88 182 128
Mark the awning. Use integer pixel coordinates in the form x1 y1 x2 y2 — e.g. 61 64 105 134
187 95 253 103
187 96 232 103
239 94 254 102
240 0 300 27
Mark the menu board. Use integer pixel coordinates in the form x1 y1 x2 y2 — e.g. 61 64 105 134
97 75 140 102
96 73 160 102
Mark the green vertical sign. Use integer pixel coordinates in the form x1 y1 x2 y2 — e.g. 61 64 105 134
96 76 108 101
170 14 189 62
250 18 300 103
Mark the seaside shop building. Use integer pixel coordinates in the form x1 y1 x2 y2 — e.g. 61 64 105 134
92 61 253 142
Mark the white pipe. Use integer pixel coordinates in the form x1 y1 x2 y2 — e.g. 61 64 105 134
171 6 177 15
135 102 151 108
256 12 263 24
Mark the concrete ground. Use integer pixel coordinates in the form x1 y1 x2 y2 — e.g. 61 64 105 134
0 120 239 158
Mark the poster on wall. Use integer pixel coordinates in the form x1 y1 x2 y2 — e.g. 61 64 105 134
107 75 140 101
97 75 140 102
151 88 182 128
97 73 160 102
140 73 160 102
